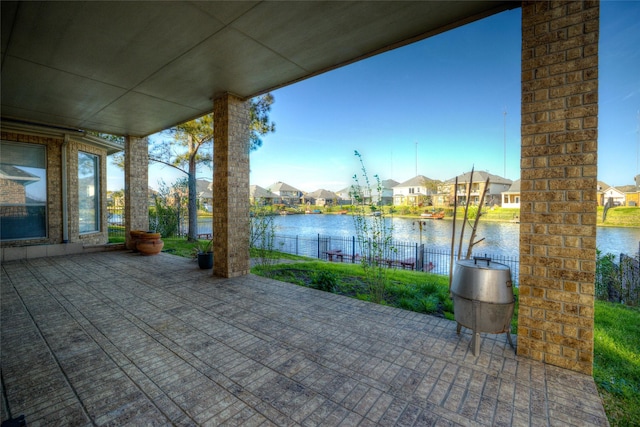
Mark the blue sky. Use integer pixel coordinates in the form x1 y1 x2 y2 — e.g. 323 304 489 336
108 2 640 192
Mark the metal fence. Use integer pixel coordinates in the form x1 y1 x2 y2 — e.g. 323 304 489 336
269 233 520 286
107 206 125 238
108 208 520 284
107 206 195 238
620 251 640 305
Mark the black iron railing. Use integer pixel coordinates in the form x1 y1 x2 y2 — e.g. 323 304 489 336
267 233 520 285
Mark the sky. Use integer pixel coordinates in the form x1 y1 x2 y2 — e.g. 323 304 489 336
108 1 640 192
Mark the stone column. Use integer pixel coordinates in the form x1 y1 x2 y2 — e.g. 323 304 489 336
213 93 251 277
519 1 599 375
124 135 149 249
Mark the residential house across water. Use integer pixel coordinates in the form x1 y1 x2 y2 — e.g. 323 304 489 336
266 181 303 206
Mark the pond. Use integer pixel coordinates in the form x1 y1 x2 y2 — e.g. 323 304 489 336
268 214 639 258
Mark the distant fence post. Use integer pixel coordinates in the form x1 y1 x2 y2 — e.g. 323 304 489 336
352 236 356 263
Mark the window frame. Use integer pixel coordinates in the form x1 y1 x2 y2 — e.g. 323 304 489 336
0 140 48 241
78 151 100 234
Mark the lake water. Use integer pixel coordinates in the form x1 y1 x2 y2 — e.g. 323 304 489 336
268 214 640 258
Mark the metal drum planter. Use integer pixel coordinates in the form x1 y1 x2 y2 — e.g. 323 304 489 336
451 256 515 356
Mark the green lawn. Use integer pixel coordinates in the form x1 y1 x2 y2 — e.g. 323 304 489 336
593 301 640 426
597 206 640 227
251 260 638 427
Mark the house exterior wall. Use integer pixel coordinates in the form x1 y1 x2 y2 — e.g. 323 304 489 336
601 187 625 206
519 0 598 375
502 193 521 208
392 186 431 206
67 141 109 245
626 192 640 206
1 130 108 248
0 179 27 205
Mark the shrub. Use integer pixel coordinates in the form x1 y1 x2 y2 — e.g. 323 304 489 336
310 271 338 292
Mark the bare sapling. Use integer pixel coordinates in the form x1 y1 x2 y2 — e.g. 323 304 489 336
449 176 458 291
465 176 490 259
350 151 395 304
457 167 474 260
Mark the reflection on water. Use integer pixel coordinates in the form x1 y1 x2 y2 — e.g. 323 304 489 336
265 214 639 258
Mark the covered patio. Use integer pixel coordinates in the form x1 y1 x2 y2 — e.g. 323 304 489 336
1 251 607 426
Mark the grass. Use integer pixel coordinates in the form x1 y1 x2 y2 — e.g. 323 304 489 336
251 259 637 427
593 301 640 426
597 206 640 227
117 236 639 426
251 260 521 332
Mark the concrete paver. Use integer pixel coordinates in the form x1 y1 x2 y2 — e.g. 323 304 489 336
1 251 608 426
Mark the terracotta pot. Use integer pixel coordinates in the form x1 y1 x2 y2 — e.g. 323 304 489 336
129 230 147 252
136 232 164 256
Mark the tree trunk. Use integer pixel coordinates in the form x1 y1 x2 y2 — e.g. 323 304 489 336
187 142 198 242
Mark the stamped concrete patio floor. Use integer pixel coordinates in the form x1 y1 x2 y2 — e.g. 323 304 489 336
1 251 608 426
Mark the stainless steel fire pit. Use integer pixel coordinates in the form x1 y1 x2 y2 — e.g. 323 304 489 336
451 256 515 355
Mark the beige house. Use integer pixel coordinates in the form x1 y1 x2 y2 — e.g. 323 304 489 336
597 180 626 206
1 1 601 376
265 181 303 206
502 179 521 208
249 185 276 205
303 189 339 207
393 175 438 206
445 171 512 207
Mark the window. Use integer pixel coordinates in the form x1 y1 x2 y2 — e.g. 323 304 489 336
78 152 99 233
0 141 47 240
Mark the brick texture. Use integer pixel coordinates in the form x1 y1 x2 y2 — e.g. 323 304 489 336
213 93 251 278
1 131 108 247
124 136 149 249
518 1 599 375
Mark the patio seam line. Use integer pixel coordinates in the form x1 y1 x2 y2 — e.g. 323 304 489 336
17 259 161 425
4 260 95 426
2 252 610 426
95 258 457 426
49 255 323 425
34 261 186 425
46 258 261 425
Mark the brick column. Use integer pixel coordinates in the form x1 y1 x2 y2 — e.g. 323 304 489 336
124 136 149 249
213 93 251 277
519 1 599 375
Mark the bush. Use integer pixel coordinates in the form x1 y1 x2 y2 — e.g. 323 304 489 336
596 249 640 306
149 203 179 237
310 271 338 292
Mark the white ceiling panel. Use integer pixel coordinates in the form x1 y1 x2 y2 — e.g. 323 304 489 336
1 1 516 136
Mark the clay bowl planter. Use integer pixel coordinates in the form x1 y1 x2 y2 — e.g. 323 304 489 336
136 232 164 256
129 230 148 252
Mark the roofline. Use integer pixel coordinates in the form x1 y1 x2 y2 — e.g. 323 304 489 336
1 119 124 155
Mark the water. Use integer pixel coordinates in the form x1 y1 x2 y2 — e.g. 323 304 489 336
267 214 639 258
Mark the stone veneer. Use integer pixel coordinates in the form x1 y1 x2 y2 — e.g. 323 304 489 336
518 0 599 375
213 93 251 278
67 141 109 246
124 136 149 250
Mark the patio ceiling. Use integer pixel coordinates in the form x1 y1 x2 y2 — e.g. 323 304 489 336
1 1 516 137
